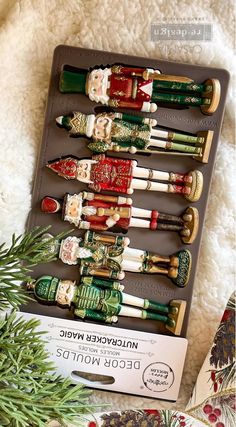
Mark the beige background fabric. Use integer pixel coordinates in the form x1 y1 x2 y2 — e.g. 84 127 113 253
0 0 235 416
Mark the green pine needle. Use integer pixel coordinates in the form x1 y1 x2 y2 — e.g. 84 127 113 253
0 311 96 426
0 226 102 425
0 226 70 310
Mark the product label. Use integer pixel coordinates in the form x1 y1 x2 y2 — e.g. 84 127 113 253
20 312 188 401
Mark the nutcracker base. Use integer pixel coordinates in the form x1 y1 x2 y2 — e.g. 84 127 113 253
184 170 203 202
180 207 199 245
165 300 187 335
194 130 214 164
143 249 191 287
170 250 192 288
200 79 221 115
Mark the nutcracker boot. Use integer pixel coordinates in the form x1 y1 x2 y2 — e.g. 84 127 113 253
148 129 213 163
142 249 192 287
149 74 221 115
132 167 203 202
168 170 204 202
148 207 199 244
119 292 187 336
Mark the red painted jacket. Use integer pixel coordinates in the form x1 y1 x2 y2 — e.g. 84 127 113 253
47 155 134 194
108 66 153 110
89 154 133 194
84 199 131 231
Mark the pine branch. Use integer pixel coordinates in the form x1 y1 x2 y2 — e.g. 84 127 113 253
0 311 97 427
0 226 70 310
209 362 236 392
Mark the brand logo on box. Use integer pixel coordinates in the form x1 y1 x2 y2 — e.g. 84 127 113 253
142 362 174 392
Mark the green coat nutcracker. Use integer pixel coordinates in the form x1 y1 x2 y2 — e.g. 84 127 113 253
56 111 213 163
59 64 221 115
41 231 192 287
27 275 186 335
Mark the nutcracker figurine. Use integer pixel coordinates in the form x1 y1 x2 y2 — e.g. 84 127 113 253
27 275 186 335
41 231 192 287
46 154 203 202
41 192 199 244
59 64 220 115
56 110 213 163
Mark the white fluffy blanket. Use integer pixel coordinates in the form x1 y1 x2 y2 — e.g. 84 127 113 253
0 0 235 414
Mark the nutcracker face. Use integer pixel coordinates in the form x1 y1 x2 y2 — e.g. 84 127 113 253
89 70 104 96
93 115 113 141
56 280 76 306
87 68 111 104
59 236 81 265
64 194 83 226
76 161 92 183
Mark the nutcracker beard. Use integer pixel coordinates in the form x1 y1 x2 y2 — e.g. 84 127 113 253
87 68 111 104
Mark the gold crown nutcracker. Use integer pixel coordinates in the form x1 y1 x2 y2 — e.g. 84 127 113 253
46 154 203 202
41 231 192 288
41 192 199 244
59 64 221 115
27 275 186 335
56 111 213 163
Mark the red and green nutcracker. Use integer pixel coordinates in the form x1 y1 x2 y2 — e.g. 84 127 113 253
59 64 221 115
41 192 199 244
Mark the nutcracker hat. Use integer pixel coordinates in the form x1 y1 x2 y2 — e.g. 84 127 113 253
56 112 95 137
28 276 60 302
59 65 88 93
47 156 79 180
46 156 94 183
41 196 62 214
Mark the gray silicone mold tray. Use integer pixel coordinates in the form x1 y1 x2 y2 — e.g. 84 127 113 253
23 45 229 338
